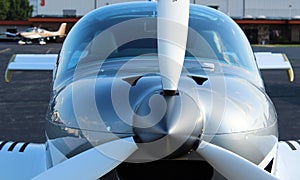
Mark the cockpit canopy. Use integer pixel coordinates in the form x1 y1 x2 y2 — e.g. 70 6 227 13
55 2 261 88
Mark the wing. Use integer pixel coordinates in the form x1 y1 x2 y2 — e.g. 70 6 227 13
254 52 294 82
0 141 46 180
5 54 57 82
274 140 300 179
23 34 42 39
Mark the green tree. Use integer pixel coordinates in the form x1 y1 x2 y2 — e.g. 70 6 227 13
0 0 10 20
7 0 33 20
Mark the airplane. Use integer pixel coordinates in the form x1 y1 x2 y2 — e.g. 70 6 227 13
2 1 299 179
3 23 67 45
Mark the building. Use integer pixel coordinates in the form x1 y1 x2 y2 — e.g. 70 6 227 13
7 0 300 44
195 0 300 19
196 0 300 44
29 0 300 19
30 0 146 17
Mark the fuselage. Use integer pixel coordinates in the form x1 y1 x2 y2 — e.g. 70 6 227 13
20 28 53 38
44 1 278 175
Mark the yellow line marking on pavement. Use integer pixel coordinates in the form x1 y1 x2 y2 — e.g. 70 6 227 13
0 48 11 53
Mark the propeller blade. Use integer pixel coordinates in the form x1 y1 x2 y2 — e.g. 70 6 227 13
195 141 278 180
157 0 190 92
32 137 137 180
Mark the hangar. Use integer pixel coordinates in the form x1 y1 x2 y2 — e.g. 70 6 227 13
3 0 300 44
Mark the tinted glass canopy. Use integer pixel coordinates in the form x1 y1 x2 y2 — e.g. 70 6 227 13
55 2 260 87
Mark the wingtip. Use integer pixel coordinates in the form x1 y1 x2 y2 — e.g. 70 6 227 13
5 54 16 83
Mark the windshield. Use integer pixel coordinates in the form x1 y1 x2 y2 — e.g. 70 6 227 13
56 2 260 87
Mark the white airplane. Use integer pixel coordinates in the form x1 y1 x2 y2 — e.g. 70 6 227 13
7 23 67 45
2 1 298 179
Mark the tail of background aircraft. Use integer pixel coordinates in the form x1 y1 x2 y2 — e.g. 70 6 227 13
56 23 67 37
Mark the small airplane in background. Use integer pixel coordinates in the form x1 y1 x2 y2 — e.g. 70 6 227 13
17 23 67 45
3 23 67 45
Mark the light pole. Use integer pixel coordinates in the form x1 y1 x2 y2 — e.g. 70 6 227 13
243 0 246 17
227 0 230 16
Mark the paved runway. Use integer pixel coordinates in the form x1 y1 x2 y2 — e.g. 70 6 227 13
0 42 299 143
253 46 300 141
0 42 61 143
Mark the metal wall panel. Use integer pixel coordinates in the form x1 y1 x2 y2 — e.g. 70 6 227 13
36 0 94 16
245 0 300 18
29 0 300 18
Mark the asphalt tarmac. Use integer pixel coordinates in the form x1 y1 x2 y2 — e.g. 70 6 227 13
0 42 299 143
0 42 61 143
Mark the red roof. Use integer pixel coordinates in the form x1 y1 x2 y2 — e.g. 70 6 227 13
235 19 300 25
1 17 300 27
28 17 80 23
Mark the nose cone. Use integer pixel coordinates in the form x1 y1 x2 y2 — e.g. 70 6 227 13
132 91 203 161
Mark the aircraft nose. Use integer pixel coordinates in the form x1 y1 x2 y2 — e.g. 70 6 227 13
132 91 203 159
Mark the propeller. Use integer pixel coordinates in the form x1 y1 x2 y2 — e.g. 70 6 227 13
157 0 190 94
157 2 278 179
32 137 137 180
195 140 278 180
